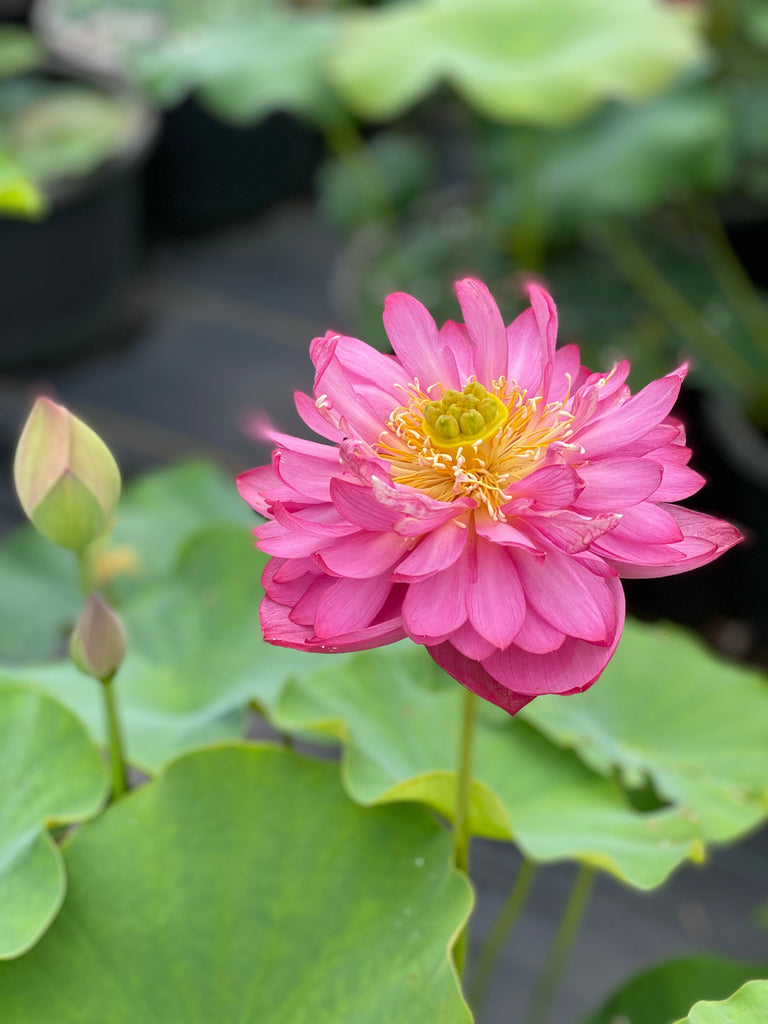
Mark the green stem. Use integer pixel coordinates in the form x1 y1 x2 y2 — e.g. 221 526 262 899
452 687 478 978
598 219 756 399
469 858 537 1012
524 864 596 1024
102 673 127 801
693 201 768 364
76 545 94 595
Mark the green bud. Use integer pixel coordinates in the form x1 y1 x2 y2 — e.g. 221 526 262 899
14 397 121 551
442 390 462 405
70 595 127 682
435 414 460 439
460 409 485 435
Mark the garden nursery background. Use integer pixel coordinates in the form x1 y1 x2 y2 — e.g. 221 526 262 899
0 1 767 1022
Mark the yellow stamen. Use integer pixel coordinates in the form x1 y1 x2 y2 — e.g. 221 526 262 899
378 376 575 519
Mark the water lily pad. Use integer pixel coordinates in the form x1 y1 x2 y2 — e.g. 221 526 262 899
330 0 704 125
0 744 473 1023
0 460 251 659
0 684 107 959
584 955 768 1024
0 526 343 772
272 643 704 890
676 980 768 1024
522 619 768 843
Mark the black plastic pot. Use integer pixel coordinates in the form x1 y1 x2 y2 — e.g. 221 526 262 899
0 74 157 370
623 387 768 660
145 100 325 234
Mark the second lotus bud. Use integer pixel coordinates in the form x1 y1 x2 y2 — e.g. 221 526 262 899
70 595 127 682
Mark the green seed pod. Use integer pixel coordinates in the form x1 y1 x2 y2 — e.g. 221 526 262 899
460 409 485 435
435 414 461 439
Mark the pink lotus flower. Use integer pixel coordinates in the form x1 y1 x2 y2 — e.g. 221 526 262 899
238 280 741 714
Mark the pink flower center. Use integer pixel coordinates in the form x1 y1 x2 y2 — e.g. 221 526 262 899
378 377 574 517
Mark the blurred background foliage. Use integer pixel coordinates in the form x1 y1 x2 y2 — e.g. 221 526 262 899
1 0 763 421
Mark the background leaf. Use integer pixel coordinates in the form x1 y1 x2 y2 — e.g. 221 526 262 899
675 980 768 1024
0 684 107 959
330 0 705 124
271 642 705 890
0 744 473 1023
583 955 768 1024
0 459 252 659
0 525 344 772
521 619 768 843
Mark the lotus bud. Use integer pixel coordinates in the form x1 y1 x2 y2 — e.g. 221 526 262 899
14 397 121 551
70 595 127 682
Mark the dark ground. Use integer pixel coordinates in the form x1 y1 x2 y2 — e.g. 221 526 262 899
0 201 765 1024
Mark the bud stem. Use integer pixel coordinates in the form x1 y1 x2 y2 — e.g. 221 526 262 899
452 687 478 980
102 673 128 801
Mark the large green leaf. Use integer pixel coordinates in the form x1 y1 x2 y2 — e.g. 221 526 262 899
675 980 768 1024
330 0 704 124
522 619 768 844
271 643 704 890
0 744 473 1023
0 684 107 959
0 460 251 659
0 526 342 773
584 956 768 1024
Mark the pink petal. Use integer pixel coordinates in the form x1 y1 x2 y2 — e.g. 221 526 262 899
317 530 411 578
274 450 341 502
573 459 663 511
383 292 452 387
481 578 625 696
438 319 475 384
610 502 684 544
261 595 406 652
475 513 544 556
294 390 344 442
512 545 618 643
402 554 472 640
572 367 687 459
427 642 535 716
526 510 621 554
311 332 390 443
466 540 526 648
548 343 584 403
448 621 499 660
255 519 339 558
503 465 583 512
314 574 394 638
512 605 566 654
651 462 706 502
330 478 399 531
528 283 559 395
391 520 468 580
273 502 360 539
611 505 743 578
237 466 283 515
455 278 508 383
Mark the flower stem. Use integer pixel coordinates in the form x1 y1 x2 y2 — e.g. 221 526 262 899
102 672 127 801
524 864 595 1024
452 687 478 978
469 857 537 1012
